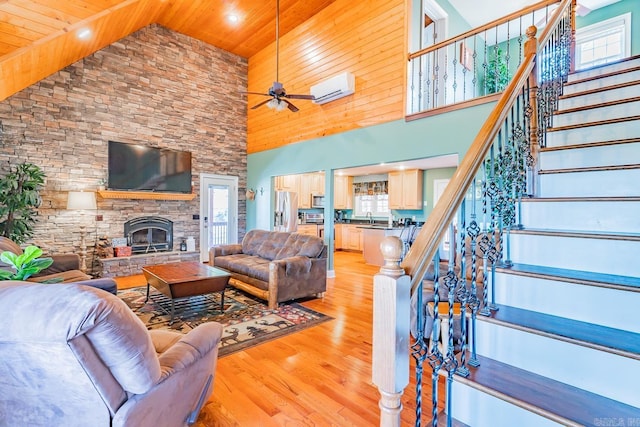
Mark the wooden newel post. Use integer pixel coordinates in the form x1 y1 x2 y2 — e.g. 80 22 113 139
372 236 410 427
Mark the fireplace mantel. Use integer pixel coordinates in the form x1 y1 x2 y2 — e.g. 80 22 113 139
97 190 196 201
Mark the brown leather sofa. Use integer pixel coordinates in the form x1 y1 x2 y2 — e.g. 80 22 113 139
209 229 327 309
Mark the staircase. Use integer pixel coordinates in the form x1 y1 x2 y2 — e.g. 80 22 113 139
447 57 640 425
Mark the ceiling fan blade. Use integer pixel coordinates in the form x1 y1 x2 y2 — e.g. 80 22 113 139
284 100 299 113
251 98 273 109
244 91 271 97
284 94 315 100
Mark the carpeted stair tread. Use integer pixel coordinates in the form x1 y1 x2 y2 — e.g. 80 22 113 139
483 304 640 359
458 354 640 425
497 262 640 291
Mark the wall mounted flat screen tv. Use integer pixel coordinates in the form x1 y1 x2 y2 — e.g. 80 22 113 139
108 141 192 193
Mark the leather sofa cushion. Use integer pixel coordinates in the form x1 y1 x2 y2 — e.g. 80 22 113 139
214 254 270 282
275 233 324 260
256 232 291 260
241 229 269 256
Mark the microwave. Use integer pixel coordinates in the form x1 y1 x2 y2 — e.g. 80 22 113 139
311 194 325 208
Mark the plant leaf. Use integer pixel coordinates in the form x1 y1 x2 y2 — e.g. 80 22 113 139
0 270 15 280
21 246 43 264
0 251 18 267
30 257 53 271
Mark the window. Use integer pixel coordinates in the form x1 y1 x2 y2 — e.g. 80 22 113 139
354 194 389 217
575 13 631 70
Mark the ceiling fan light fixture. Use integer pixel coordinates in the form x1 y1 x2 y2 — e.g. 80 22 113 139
266 98 288 112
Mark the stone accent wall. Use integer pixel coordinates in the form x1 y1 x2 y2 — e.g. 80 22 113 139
0 24 248 275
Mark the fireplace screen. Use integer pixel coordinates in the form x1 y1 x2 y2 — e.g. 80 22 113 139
124 216 173 254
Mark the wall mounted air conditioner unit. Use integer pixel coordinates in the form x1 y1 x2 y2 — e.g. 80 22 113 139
310 72 355 105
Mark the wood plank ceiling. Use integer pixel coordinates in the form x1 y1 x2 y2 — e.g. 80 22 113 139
0 0 337 101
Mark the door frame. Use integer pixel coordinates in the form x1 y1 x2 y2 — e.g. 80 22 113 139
199 173 239 262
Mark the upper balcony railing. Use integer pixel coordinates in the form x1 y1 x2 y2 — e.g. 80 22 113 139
406 0 566 118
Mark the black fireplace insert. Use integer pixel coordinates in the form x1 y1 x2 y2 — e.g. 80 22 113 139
124 216 173 254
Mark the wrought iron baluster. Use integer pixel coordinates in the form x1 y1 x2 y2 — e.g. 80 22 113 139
518 16 524 66
467 178 481 367
434 49 440 109
479 158 493 317
482 30 488 96
472 36 478 96
454 201 469 378
443 49 449 105
410 58 418 114
425 52 432 110
493 27 499 93
453 45 459 103
425 250 444 427
489 139 500 311
505 20 511 86
443 237 458 427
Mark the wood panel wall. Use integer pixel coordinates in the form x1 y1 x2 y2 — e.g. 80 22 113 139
247 0 406 153
0 0 161 101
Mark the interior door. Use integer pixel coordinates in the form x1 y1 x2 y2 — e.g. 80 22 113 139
200 173 238 262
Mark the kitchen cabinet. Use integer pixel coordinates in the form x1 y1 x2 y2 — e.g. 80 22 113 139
334 224 343 249
298 176 311 208
274 174 299 193
334 175 353 209
297 172 325 208
341 224 363 251
297 224 318 237
388 169 423 210
310 172 325 195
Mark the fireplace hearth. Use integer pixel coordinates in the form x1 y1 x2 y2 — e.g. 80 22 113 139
124 216 173 254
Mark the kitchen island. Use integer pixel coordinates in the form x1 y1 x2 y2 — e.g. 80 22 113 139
358 225 403 266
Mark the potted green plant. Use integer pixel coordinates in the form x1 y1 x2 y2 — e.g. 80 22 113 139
0 162 46 244
0 245 54 281
486 48 510 94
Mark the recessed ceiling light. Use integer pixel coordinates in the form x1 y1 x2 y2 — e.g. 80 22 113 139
77 28 92 40
226 14 239 24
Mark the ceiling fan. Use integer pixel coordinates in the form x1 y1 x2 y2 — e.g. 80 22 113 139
246 0 315 112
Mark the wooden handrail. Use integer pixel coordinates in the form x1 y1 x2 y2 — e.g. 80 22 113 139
402 0 573 292
408 0 561 61
402 0 572 290
402 58 535 289
538 0 575 47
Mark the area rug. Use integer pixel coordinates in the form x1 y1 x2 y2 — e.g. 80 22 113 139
118 286 332 357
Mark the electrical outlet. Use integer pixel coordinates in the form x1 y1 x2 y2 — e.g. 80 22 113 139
193 214 200 220
96 215 103 221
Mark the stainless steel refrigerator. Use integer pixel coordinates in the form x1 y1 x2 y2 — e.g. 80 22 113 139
274 191 298 232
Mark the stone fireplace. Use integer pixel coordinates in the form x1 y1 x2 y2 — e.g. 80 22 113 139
124 216 173 254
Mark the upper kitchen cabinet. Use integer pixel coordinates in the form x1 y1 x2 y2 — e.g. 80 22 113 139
310 172 325 195
334 175 353 209
275 172 325 209
299 172 324 208
274 174 300 193
388 169 423 210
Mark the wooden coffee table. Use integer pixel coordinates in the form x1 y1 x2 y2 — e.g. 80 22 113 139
142 261 231 324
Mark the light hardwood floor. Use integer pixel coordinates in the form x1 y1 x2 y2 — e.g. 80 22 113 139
116 251 431 426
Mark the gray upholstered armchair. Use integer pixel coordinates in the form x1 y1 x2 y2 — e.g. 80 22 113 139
0 281 223 426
